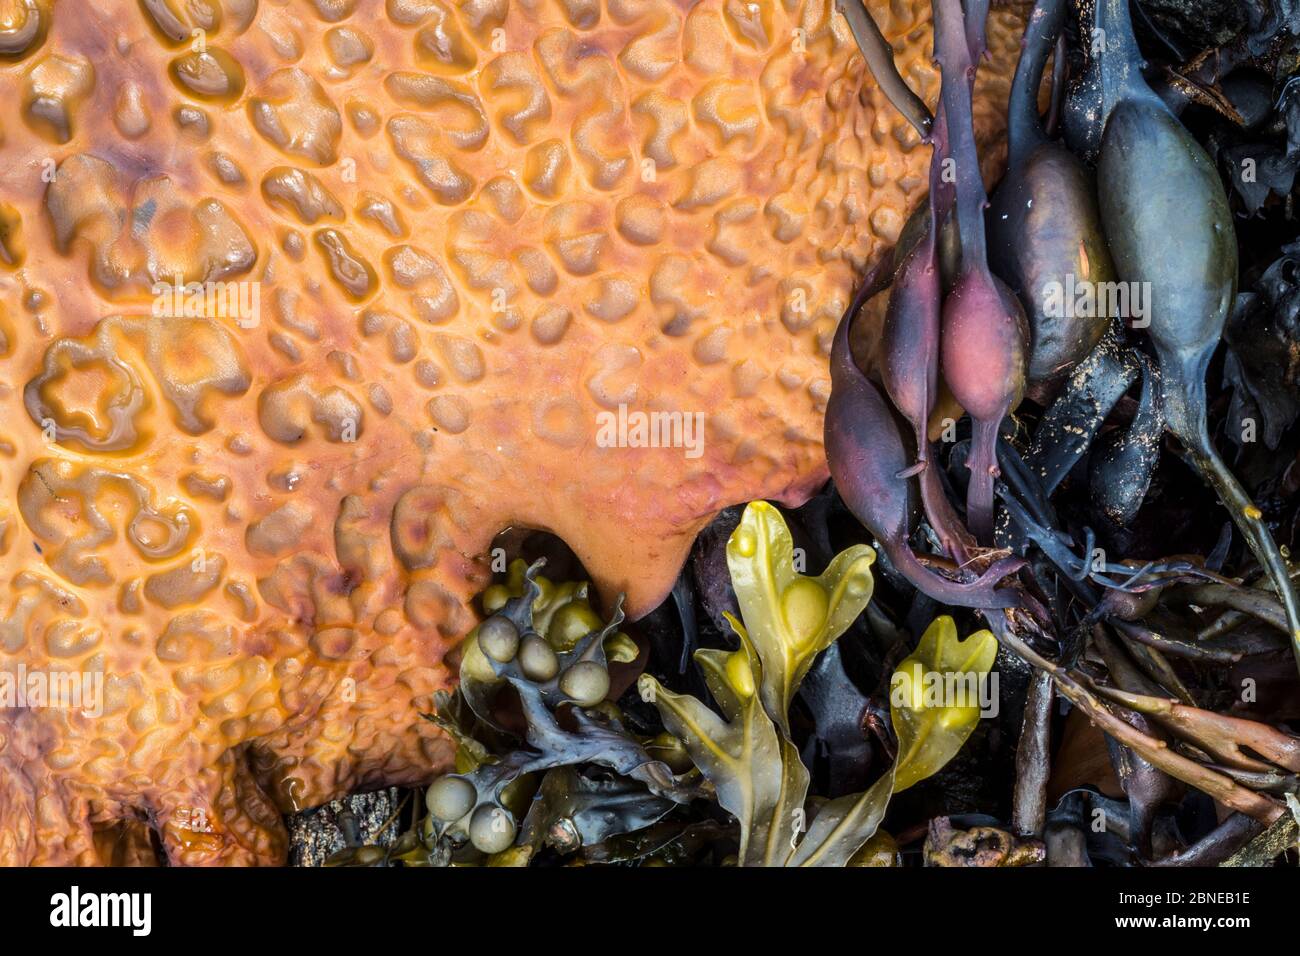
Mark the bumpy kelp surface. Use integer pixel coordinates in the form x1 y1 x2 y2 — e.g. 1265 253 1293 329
0 1 1027 864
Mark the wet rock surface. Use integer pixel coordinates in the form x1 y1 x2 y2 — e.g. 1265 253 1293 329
288 788 403 867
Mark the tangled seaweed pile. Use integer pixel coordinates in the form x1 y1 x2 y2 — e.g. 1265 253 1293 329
318 0 1300 868
328 505 998 866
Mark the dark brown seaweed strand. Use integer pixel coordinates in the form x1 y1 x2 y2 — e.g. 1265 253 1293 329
964 419 999 543
1095 0 1168 122
883 110 945 464
1045 33 1067 136
1123 634 1197 704
888 538 1023 608
918 459 976 563
964 0 991 69
835 0 933 138
923 102 945 262
1093 624 1172 698
925 97 955 269
1181 432 1300 677
934 0 992 281
1111 618 1242 665
1088 684 1300 776
1196 565 1300 639
1007 0 1069 167
1167 581 1290 636
934 0 1011 544
1152 813 1266 867
912 101 978 562
984 613 1285 824
1011 668 1053 837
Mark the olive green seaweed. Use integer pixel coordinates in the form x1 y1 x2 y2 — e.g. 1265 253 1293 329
640 501 998 867
644 615 810 867
789 616 997 866
725 501 878 734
